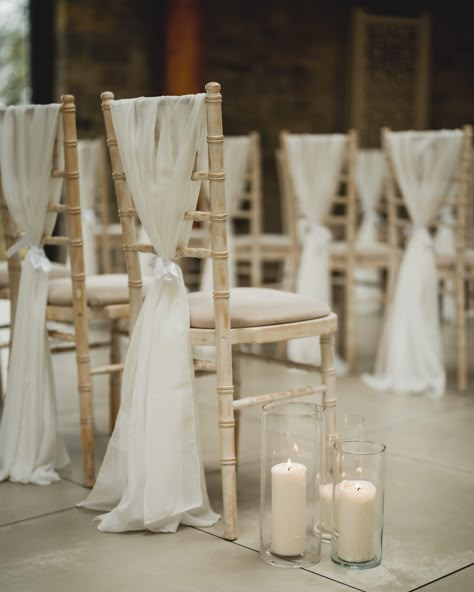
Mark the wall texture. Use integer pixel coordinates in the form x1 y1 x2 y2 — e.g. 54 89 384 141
55 0 164 134
52 0 474 231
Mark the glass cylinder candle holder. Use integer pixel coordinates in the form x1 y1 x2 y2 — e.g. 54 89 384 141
331 441 386 569
320 414 365 543
260 402 324 568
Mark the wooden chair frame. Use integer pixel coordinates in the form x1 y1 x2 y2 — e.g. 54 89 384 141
0 96 132 486
102 82 338 541
382 125 473 392
279 129 381 372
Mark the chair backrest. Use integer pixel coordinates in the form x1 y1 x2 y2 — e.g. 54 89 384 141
76 138 111 273
279 130 358 287
197 131 261 287
101 83 231 352
382 126 473 257
0 97 87 330
230 131 261 236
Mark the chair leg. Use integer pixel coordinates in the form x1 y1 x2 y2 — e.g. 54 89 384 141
76 340 95 487
455 272 467 392
109 320 122 432
232 345 242 464
345 265 356 373
321 333 337 472
217 367 237 541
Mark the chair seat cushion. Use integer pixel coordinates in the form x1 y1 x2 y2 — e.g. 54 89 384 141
188 287 330 329
48 274 152 307
437 248 474 267
233 233 292 250
0 260 69 288
95 223 122 237
331 241 390 257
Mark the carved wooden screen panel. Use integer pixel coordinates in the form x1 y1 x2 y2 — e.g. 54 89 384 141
350 8 430 147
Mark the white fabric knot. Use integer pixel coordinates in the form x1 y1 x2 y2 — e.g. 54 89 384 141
405 225 432 248
439 207 455 225
149 255 179 281
306 222 332 244
7 237 51 272
82 208 97 226
29 246 52 272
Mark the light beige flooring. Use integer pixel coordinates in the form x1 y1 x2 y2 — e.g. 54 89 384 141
0 313 473 592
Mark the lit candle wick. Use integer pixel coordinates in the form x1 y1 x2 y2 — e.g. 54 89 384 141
357 487 361 491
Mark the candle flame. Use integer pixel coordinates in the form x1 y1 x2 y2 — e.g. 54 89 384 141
356 467 362 475
293 443 299 454
287 458 292 471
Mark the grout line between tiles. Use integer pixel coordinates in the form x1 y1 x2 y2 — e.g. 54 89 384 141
300 567 366 591
191 526 365 591
0 506 76 529
407 562 474 591
385 450 474 477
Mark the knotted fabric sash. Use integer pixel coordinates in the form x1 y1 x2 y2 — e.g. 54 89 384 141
0 104 69 485
284 134 346 368
79 94 219 532
363 130 463 397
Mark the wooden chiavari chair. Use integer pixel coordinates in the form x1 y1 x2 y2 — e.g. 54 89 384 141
102 82 338 541
383 125 473 392
44 96 152 485
279 129 384 372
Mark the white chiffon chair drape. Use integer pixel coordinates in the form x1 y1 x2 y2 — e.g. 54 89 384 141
285 134 347 368
79 95 219 532
200 135 250 291
0 105 69 484
364 130 463 397
354 149 385 314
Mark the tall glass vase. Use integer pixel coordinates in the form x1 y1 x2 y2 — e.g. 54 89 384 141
260 402 324 568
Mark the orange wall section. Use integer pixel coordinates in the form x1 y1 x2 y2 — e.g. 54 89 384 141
164 0 203 96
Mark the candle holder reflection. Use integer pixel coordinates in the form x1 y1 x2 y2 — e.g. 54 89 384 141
260 402 324 568
330 440 386 569
320 413 365 543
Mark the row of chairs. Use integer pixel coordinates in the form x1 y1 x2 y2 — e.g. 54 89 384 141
0 86 338 540
77 128 473 392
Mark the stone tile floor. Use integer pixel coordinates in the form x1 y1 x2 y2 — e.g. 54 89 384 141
0 312 473 591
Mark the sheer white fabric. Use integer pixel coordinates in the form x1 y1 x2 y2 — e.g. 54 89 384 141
78 95 219 532
364 130 463 397
200 135 250 292
355 149 385 314
0 104 69 484
77 139 102 275
285 134 347 368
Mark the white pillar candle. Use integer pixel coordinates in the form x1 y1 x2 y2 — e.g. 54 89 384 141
336 479 376 562
271 459 307 556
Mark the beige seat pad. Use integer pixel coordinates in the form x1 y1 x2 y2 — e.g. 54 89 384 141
437 248 474 267
48 274 152 307
233 233 292 249
189 287 330 329
0 260 69 288
95 222 122 237
331 241 390 257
